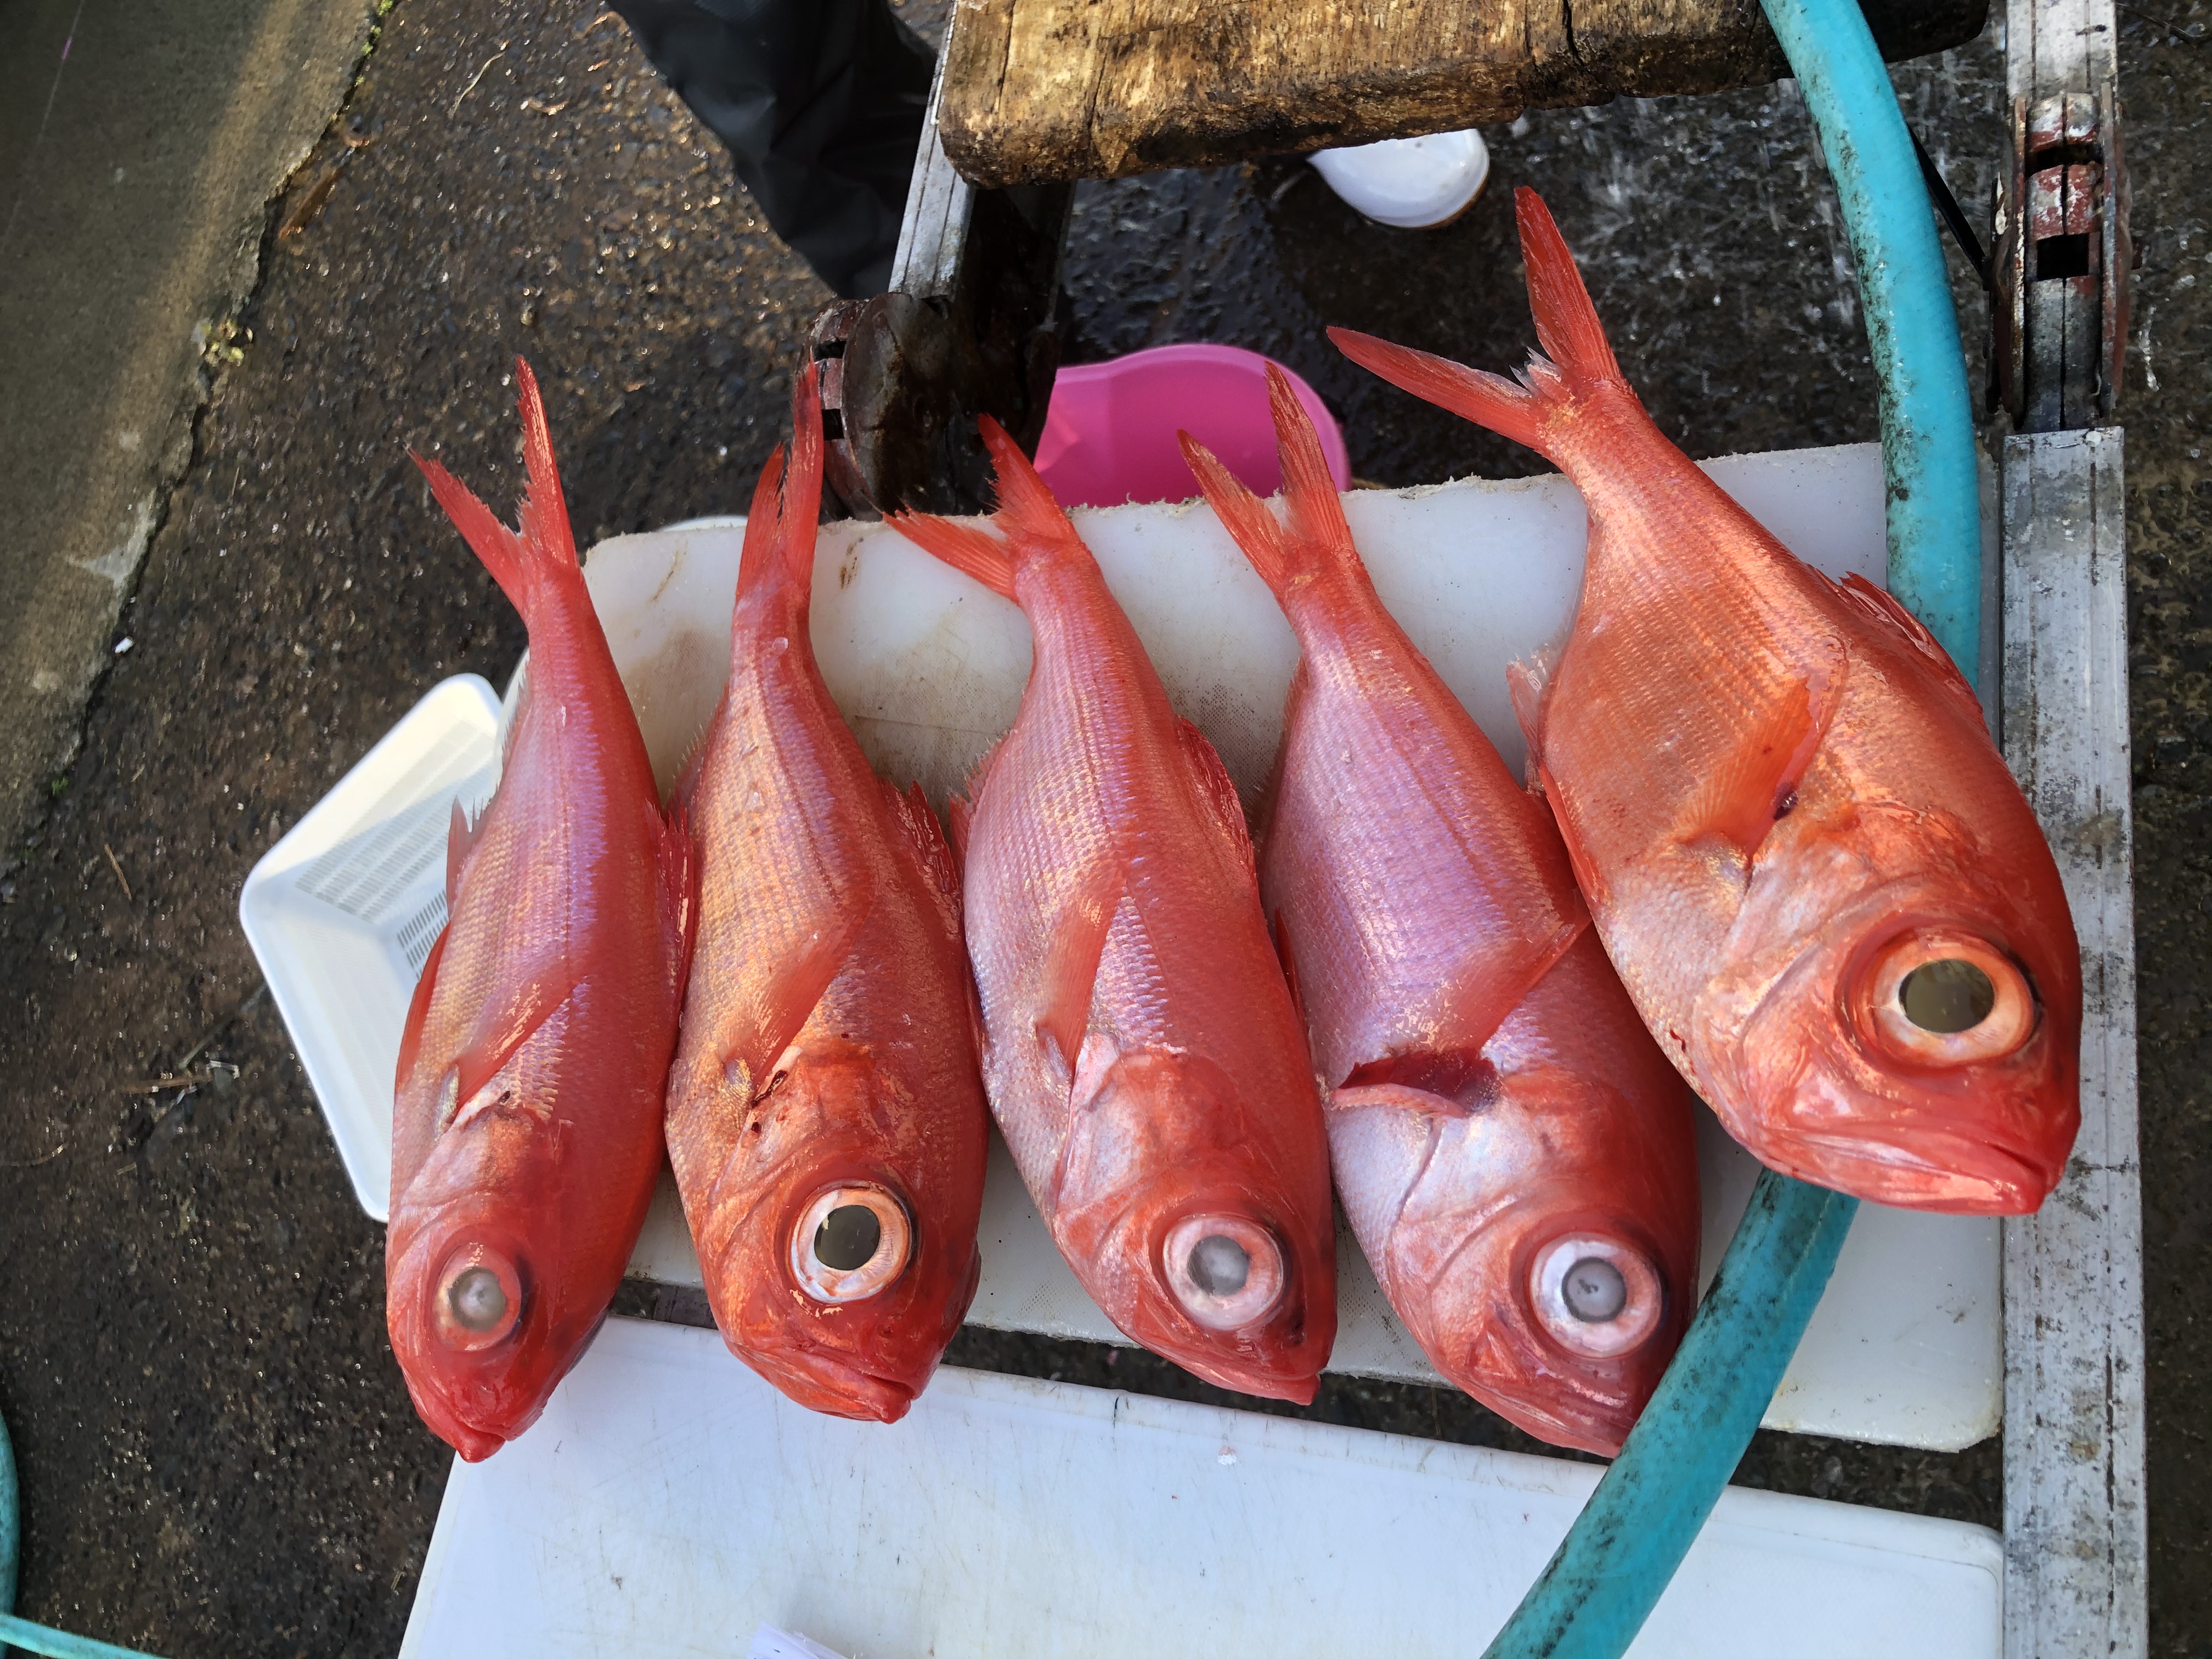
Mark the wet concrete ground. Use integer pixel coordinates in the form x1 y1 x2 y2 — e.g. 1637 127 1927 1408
0 0 2204 1652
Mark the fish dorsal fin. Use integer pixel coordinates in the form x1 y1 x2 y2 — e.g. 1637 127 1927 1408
1835 572 1985 720
1177 718 1255 877
885 780 962 929
394 925 451 1098
445 799 481 908
946 791 974 866
1271 908 1308 1030
1505 652 1554 788
1675 670 1832 859
658 803 698 1006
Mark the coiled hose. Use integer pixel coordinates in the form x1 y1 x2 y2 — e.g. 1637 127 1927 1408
1 1410 168 1658
1478 0 1982 1654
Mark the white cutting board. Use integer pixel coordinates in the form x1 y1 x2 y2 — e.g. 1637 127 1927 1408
242 442 2000 1451
397 1316 2001 1658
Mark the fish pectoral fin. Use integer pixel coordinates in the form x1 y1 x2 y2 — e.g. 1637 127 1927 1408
1327 1082 1474 1121
1035 884 1118 1086
453 966 580 1113
1674 671 1832 860
1177 718 1255 876
720 896 870 1106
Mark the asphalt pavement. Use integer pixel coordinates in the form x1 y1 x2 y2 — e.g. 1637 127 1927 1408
0 1 2205 1654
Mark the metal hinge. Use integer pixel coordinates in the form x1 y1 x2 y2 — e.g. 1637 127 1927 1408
1993 87 2130 430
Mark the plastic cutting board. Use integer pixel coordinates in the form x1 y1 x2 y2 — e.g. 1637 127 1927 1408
398 1316 2001 1658
241 442 2000 1451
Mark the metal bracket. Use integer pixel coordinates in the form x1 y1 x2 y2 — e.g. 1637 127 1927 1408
1992 8 2130 428
809 36 1074 517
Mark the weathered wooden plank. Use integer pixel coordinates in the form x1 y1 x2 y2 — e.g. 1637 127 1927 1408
938 0 1987 187
1999 427 2147 1659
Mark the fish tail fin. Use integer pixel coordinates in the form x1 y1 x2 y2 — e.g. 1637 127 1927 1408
413 358 580 625
892 510 1019 600
893 415 1090 601
1182 366 1362 602
735 368 826 606
1329 189 1626 463
1328 328 1554 457
1513 187 1623 388
1179 430 1290 596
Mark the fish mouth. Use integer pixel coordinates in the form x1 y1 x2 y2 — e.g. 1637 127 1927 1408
739 1345 921 1423
1764 1126 2054 1215
401 1370 538 1462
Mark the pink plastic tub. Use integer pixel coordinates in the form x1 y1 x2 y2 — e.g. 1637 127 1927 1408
1031 343 1352 510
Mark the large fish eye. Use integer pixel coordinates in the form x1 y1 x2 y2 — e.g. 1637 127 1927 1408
1528 1235 1662 1359
432 1245 522 1351
1163 1214 1284 1331
791 1186 912 1303
1859 930 2036 1066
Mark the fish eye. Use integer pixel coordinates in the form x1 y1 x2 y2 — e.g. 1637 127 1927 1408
1529 1235 1662 1359
433 1246 522 1350
791 1186 912 1303
1858 930 2035 1066
1899 959 1997 1033
449 1266 509 1331
1163 1214 1284 1331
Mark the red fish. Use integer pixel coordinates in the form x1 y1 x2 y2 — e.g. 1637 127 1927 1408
1332 190 2081 1214
893 424 1337 1402
662 371 989 1422
1178 369 1699 1454
390 360 693 1460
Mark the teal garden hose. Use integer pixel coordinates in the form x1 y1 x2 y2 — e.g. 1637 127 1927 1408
1 1409 170 1659
1479 0 1984 1654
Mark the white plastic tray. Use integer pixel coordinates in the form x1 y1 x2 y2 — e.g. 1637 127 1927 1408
242 443 1999 1449
398 1316 2002 1658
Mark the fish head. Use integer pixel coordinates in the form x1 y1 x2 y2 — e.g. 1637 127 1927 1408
1053 1043 1333 1402
1330 1068 1694 1455
1697 806 2082 1212
690 1045 975 1423
385 1099 591 1462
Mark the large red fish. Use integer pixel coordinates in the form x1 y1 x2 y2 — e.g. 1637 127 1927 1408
893 424 1338 1402
1179 370 1699 1454
662 371 989 1421
1333 190 2080 1215
391 360 693 1460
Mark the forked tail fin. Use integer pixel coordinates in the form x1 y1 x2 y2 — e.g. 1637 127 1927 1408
1329 189 1628 465
891 415 1090 602
1180 363 1363 604
736 364 826 607
412 358 579 627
